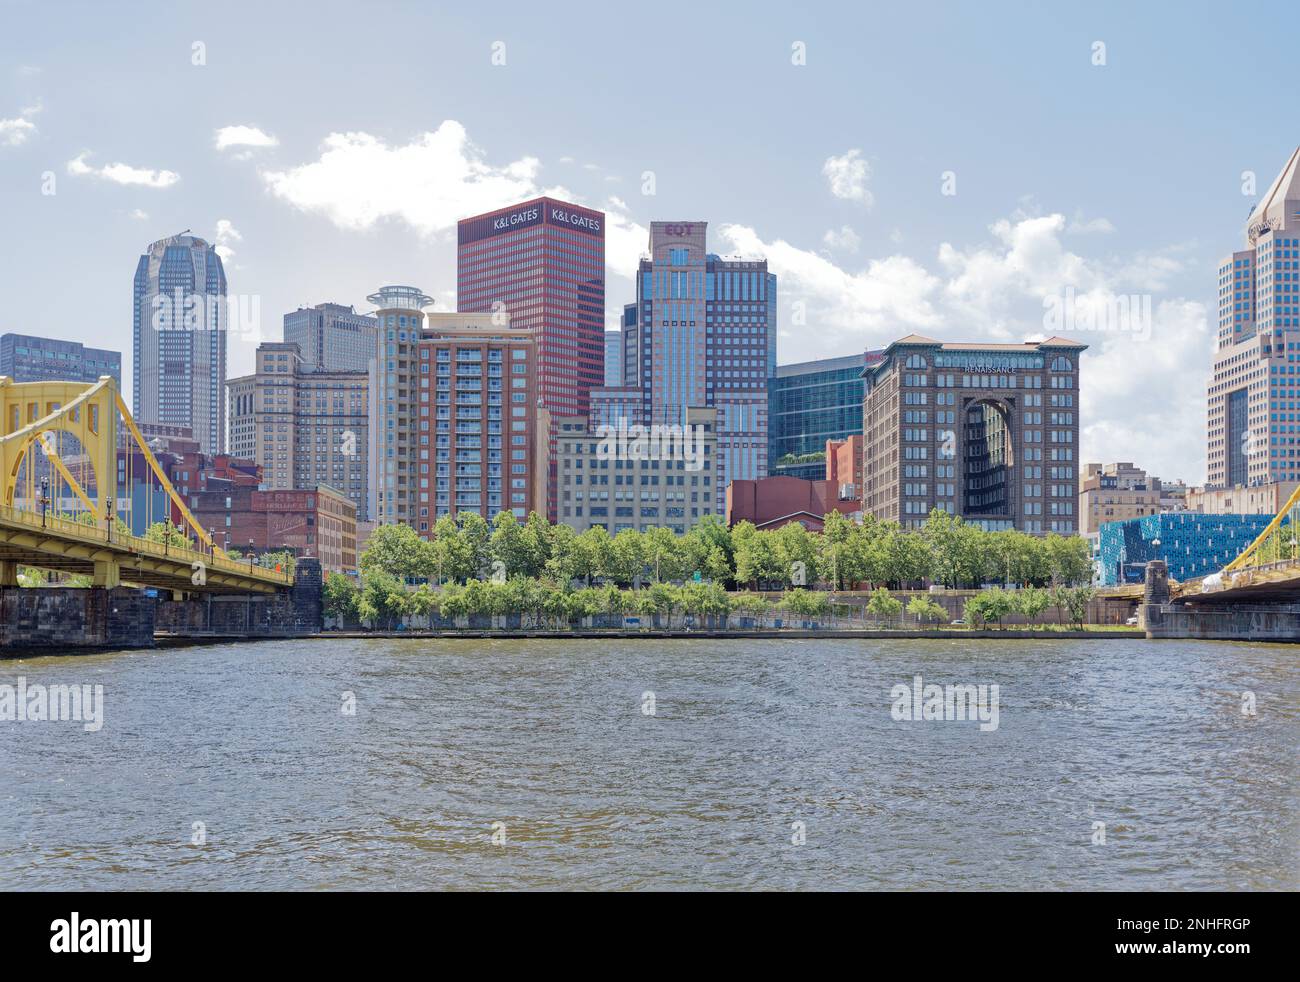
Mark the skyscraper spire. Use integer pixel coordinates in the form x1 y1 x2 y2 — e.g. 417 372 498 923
1247 146 1300 243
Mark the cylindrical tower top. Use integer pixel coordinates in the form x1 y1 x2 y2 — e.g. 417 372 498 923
366 285 433 312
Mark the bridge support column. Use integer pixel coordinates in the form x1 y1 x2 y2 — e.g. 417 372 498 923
93 558 121 589
0 560 18 587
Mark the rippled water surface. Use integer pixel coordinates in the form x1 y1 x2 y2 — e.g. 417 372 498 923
1 637 1296 890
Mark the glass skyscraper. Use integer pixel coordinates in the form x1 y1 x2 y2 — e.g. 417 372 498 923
1208 146 1300 488
630 221 777 512
768 352 874 481
132 234 227 454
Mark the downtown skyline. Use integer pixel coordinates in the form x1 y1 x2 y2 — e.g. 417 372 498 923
3 0 1300 485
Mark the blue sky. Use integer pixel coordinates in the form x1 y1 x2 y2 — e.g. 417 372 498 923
1 0 1297 482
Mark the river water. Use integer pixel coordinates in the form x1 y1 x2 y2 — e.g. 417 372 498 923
1 637 1295 890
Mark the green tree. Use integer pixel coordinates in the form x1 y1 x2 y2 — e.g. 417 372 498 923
1046 533 1093 586
906 595 948 625
144 521 191 548
966 587 1014 628
775 521 819 588
357 570 410 629
322 572 359 621
783 588 831 618
732 523 785 588
430 514 476 584
1014 585 1052 626
608 528 646 587
866 586 904 623
575 526 614 585
360 523 432 581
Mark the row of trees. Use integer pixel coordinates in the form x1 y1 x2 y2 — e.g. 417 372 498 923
357 509 1093 592
324 573 1097 631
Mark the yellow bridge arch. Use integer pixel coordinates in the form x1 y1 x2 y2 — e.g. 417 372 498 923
0 375 291 593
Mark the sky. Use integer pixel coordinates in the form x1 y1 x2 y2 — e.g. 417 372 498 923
1 0 1296 484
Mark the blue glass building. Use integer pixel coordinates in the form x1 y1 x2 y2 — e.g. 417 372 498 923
768 352 873 480
1097 512 1272 585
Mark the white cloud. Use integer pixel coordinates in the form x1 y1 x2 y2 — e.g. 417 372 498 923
721 212 1211 481
215 125 279 151
66 152 179 188
1068 213 1116 234
214 219 243 261
261 121 544 235
129 208 149 221
822 225 861 252
823 148 872 205
0 101 40 147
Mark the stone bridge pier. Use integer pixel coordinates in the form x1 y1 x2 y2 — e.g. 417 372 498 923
0 559 322 653
1140 558 1300 642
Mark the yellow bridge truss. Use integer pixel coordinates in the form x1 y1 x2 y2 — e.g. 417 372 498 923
1222 483 1300 574
0 375 291 593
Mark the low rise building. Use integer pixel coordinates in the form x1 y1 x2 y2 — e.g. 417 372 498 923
554 406 718 534
1186 480 1299 516
726 474 861 531
189 484 358 574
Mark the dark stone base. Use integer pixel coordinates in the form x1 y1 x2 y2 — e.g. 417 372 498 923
154 558 322 638
0 586 155 651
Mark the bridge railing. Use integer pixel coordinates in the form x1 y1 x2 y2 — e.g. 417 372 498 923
0 502 292 586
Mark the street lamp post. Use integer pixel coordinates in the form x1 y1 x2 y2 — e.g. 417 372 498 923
248 538 255 571
39 477 49 528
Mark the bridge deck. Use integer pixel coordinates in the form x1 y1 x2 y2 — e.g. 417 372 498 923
0 505 291 594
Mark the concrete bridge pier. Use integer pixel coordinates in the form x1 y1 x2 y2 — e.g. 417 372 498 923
1140 557 1300 642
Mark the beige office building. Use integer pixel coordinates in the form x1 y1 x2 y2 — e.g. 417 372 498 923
226 341 369 521
554 406 718 534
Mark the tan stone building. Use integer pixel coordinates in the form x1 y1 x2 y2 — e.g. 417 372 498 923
226 341 369 521
554 406 717 534
862 335 1086 532
1079 462 1166 536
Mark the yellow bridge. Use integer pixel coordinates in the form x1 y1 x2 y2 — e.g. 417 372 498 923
1168 484 1300 602
0 376 291 595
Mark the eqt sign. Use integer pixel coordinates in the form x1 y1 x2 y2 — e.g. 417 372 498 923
662 223 696 236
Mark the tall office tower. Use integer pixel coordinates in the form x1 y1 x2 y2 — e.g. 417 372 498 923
418 314 545 529
604 331 622 386
1208 147 1300 488
0 334 121 386
283 302 378 372
631 221 777 512
226 341 370 521
862 335 1086 533
768 351 876 480
133 233 227 454
368 285 433 528
457 197 605 417
458 198 605 521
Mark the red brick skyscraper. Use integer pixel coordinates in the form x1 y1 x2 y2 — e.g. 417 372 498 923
457 197 606 518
